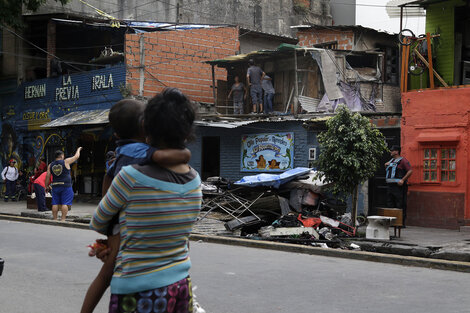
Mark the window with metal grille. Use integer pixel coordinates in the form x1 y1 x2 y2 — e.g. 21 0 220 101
423 147 456 183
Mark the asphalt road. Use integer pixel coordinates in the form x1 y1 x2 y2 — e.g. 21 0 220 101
1 220 470 313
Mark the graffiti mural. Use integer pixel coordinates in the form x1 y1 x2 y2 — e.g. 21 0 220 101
0 122 21 174
241 132 294 172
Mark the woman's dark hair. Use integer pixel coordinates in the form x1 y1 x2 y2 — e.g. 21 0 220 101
144 88 196 149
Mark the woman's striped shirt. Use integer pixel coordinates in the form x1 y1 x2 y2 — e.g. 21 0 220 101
90 165 202 294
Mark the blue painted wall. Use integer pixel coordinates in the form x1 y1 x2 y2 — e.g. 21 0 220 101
0 64 125 176
187 121 319 182
188 120 367 215
1 64 125 131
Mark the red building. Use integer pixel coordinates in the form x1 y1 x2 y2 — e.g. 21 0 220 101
402 87 470 228
400 0 470 229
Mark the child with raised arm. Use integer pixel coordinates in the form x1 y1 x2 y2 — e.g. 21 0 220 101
80 99 191 313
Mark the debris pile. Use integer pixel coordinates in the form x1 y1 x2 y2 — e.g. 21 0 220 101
196 168 358 248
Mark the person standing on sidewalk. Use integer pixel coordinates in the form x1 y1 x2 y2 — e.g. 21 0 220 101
89 88 202 313
385 145 412 224
1 159 18 202
45 147 82 221
33 171 52 212
246 59 266 114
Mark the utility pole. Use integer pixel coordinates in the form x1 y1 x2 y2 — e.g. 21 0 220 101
139 35 145 97
176 2 180 24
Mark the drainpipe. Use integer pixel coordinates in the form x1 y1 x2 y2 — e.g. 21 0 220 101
211 64 217 109
139 35 145 97
399 6 403 33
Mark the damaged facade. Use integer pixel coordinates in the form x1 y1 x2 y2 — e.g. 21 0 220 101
191 26 402 218
0 0 404 233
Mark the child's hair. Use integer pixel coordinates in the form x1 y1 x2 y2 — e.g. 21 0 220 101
144 88 196 149
109 99 146 139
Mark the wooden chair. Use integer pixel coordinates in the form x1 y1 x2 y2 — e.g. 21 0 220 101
377 208 403 238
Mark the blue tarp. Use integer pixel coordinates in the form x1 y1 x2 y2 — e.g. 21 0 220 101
234 167 311 189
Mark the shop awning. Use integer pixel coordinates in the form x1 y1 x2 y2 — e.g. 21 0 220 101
41 109 110 128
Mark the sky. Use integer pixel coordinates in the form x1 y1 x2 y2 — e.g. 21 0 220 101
354 0 426 34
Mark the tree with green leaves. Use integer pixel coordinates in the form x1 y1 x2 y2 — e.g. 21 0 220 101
0 0 69 28
315 105 388 226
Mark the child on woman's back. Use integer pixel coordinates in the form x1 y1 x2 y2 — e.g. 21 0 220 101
80 99 191 313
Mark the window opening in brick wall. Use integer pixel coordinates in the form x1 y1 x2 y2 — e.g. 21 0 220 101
314 41 338 50
423 146 456 183
345 54 377 68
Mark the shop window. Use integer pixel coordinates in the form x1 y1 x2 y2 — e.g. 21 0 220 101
423 147 456 183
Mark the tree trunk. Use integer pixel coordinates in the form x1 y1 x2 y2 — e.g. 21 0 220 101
351 185 358 227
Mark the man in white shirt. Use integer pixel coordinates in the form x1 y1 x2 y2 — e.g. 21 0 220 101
1 159 18 202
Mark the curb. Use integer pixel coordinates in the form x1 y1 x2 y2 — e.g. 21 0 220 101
2 214 470 273
189 234 470 273
0 214 89 230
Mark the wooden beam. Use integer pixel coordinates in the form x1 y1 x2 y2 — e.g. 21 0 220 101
414 48 449 87
404 38 410 92
426 32 435 89
400 38 407 93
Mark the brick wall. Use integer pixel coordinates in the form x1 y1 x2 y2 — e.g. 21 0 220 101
297 29 354 50
360 83 401 113
125 27 239 103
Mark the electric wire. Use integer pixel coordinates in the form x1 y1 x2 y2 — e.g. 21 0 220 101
0 24 122 107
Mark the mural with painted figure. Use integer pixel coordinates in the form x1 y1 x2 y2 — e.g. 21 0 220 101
0 123 22 173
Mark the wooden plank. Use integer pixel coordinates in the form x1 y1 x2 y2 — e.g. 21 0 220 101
400 40 406 93
404 38 410 92
414 49 449 87
426 32 435 89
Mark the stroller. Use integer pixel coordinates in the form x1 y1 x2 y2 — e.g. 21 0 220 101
8 174 28 201
14 177 27 201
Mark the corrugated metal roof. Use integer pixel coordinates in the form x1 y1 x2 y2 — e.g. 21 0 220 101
41 109 109 128
206 43 300 65
291 24 398 36
195 116 311 128
195 120 258 128
398 0 447 6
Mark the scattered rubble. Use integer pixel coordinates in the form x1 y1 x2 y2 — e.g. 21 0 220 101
197 168 361 250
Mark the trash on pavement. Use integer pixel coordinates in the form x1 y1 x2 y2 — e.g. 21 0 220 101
197 169 358 248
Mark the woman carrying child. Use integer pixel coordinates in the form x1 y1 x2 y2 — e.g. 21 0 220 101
88 88 202 313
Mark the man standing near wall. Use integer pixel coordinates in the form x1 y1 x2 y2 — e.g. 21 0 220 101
385 145 413 225
247 59 265 114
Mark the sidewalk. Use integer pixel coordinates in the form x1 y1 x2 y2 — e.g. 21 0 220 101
1 200 470 269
